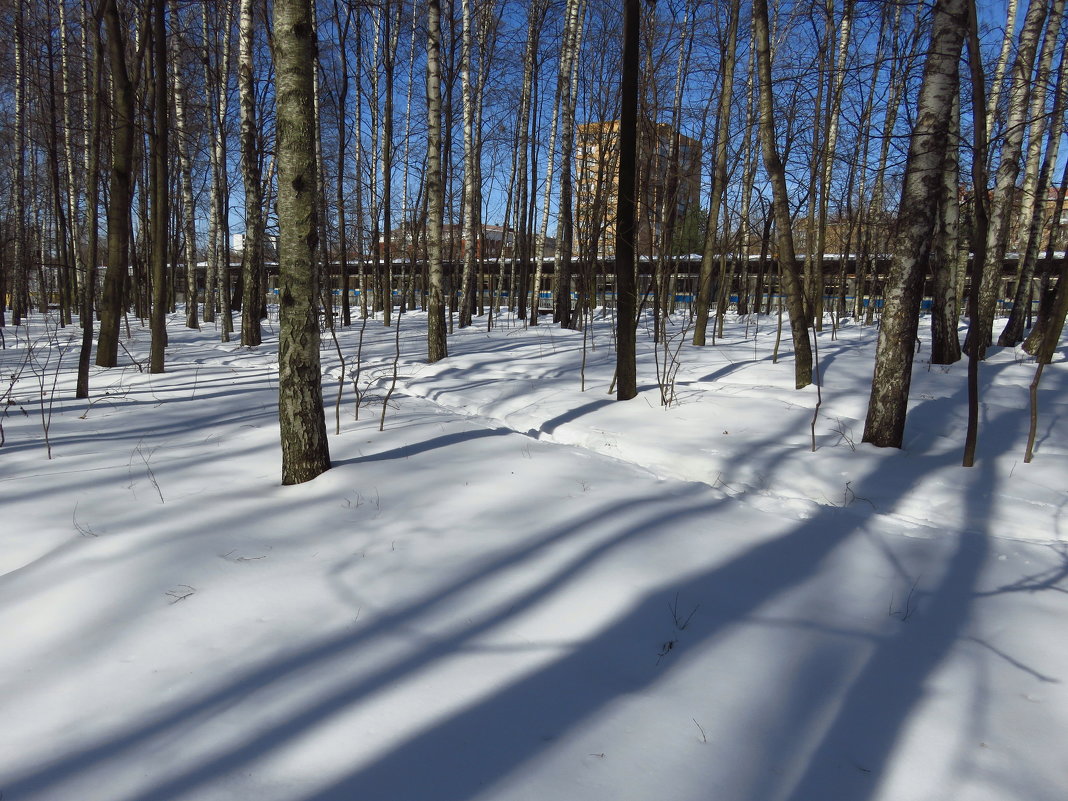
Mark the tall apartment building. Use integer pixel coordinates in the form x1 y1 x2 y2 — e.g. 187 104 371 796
574 121 702 258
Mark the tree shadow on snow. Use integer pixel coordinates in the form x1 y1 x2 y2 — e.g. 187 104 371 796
334 427 513 465
297 412 1002 801
0 382 1041 801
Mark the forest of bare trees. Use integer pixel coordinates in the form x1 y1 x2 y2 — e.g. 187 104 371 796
1 0 1066 481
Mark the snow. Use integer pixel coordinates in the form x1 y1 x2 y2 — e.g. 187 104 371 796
2 306 1067 801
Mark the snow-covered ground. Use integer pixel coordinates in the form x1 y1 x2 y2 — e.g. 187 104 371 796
2 306 1066 801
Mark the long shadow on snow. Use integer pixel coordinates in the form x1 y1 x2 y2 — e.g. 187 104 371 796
334 426 512 464
0 399 277 459
536 398 615 435
774 452 996 800
427 333 587 359
105 484 853 801
0 478 716 799
298 386 1007 801
1 367 1018 801
690 355 774 384
758 377 1031 800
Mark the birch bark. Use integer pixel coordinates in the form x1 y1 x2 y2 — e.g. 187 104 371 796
693 0 739 346
169 1 200 330
426 0 448 362
149 0 169 373
275 0 331 484
998 0 1066 346
971 0 1049 355
239 0 263 346
863 0 967 447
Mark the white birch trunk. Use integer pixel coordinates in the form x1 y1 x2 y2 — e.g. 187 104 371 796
168 16 199 330
275 0 331 484
426 0 448 361
985 0 1020 144
863 0 967 446
693 0 740 345
552 0 586 328
973 0 1050 353
59 0 83 300
997 0 1065 345
812 0 855 328
12 0 27 323
530 0 582 326
1000 7 1068 346
508 0 546 320
458 0 479 328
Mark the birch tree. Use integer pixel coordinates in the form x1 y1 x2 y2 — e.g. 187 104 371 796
382 0 401 328
96 0 137 367
76 1 105 398
928 92 962 365
862 0 967 448
811 0 855 330
12 0 28 326
962 0 990 468
615 0 640 400
59 0 82 317
1021 145 1068 356
970 0 1049 355
753 0 813 389
692 0 739 347
202 0 235 337
984 0 1020 149
998 0 1066 347
426 0 448 362
238 0 263 346
331 0 353 327
857 2 918 324
275 0 331 484
1022 158 1068 365
531 0 583 327
457 0 479 328
148 0 169 373
169 0 200 330
506 0 547 322
552 0 585 329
